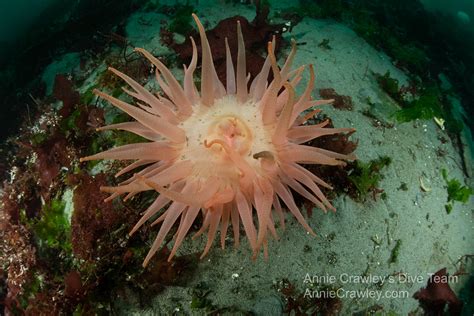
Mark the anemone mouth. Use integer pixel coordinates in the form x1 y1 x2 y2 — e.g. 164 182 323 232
177 95 274 179
205 114 253 156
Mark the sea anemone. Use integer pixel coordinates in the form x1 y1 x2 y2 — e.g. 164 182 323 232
81 14 356 267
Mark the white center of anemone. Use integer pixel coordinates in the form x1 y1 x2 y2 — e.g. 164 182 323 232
178 95 276 179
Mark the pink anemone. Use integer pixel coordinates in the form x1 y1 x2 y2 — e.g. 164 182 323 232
80 14 356 267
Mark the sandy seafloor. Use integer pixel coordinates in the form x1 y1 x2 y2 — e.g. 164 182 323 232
40 0 474 314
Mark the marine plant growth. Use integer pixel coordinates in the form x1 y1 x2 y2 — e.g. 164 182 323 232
441 169 473 214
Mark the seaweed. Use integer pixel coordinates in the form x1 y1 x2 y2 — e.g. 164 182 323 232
373 71 462 133
347 2 431 76
395 87 443 122
352 11 382 47
1 131 137 314
70 172 128 261
319 88 353 110
60 107 84 134
14 197 77 313
53 74 81 118
97 68 124 93
386 38 429 74
97 51 150 97
318 38 332 50
398 182 408 191
17 274 43 312
32 132 72 202
296 117 357 211
63 171 201 312
348 156 391 202
275 278 342 315
168 4 196 36
64 270 85 303
28 199 71 254
190 282 217 312
80 85 98 105
162 3 285 87
375 71 402 103
361 105 395 129
353 305 398 316
413 268 463 315
0 210 37 313
388 239 402 264
29 131 48 146
441 169 473 214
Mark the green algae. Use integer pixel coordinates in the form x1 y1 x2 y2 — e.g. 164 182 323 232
375 71 401 102
389 239 402 264
442 169 473 214
394 87 444 122
27 199 72 254
348 156 392 201
168 4 195 36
